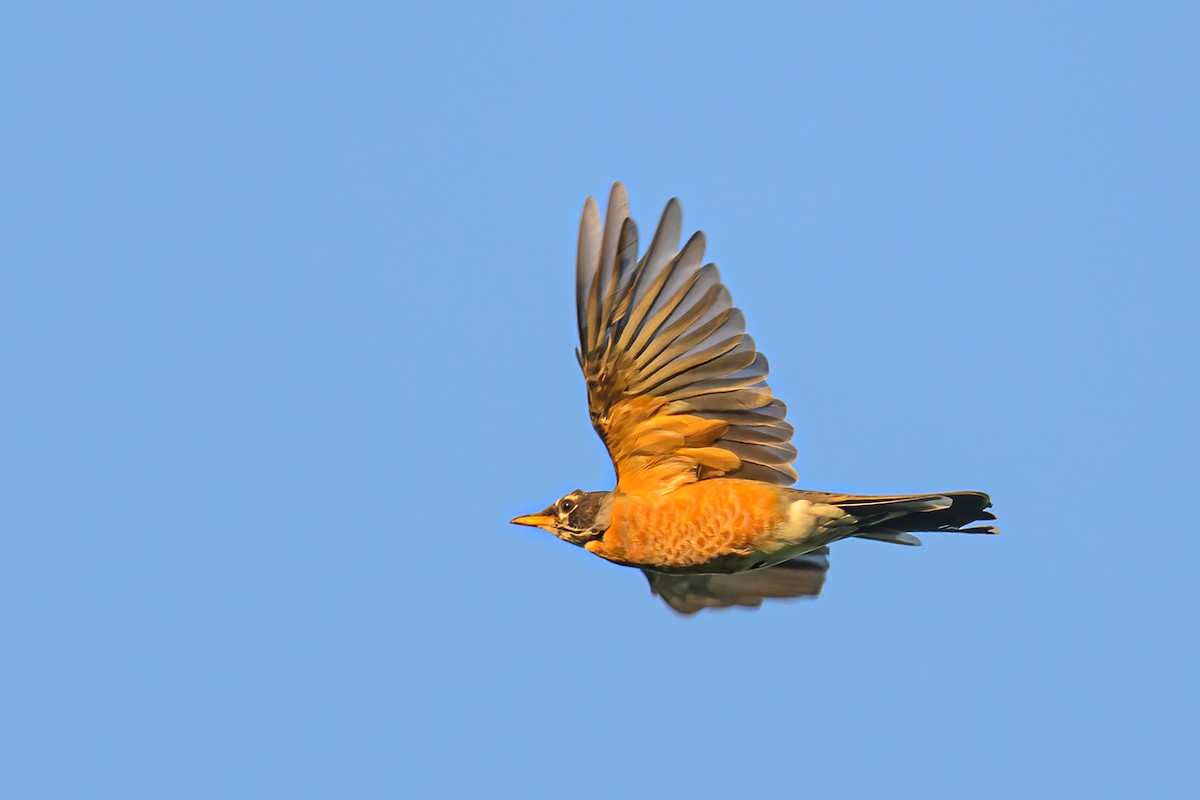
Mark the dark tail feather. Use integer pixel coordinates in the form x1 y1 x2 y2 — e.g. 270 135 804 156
828 491 997 546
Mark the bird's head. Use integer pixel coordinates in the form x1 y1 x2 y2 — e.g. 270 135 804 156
510 490 612 546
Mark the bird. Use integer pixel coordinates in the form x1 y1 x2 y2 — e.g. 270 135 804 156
511 183 996 615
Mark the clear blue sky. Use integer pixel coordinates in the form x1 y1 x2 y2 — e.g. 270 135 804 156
3 2 1197 798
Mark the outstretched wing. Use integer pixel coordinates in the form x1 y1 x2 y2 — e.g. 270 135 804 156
643 549 830 615
575 183 797 494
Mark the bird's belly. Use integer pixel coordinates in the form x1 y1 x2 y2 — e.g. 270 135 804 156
586 481 840 572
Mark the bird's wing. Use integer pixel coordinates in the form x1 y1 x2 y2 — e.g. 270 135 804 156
575 183 797 494
642 549 830 615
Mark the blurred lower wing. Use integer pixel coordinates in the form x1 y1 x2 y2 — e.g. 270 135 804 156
642 548 830 615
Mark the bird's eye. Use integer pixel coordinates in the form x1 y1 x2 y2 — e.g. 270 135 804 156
559 498 576 514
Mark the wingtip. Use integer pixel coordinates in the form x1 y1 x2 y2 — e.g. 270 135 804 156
579 197 601 243
607 182 630 214
661 197 684 229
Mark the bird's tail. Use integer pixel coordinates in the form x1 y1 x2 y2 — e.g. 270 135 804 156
814 490 997 546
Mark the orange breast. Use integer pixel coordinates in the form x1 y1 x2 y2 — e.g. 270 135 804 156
586 479 788 570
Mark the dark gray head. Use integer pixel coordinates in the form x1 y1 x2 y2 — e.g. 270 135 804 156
509 490 612 546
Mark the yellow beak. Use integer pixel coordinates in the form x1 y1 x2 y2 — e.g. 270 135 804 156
510 513 555 528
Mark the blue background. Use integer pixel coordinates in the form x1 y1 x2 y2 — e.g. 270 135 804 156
3 2 1197 797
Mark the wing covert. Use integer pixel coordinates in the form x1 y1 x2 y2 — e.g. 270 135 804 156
575 183 798 494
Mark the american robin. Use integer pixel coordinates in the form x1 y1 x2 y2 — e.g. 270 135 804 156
512 183 996 614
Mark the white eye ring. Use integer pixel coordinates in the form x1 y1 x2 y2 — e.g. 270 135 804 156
559 498 576 513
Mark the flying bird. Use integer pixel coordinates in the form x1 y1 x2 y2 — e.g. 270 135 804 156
511 184 996 614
